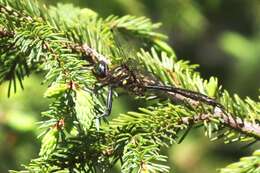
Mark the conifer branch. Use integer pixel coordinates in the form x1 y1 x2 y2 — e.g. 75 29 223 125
2 24 259 139
181 112 260 139
1 0 260 172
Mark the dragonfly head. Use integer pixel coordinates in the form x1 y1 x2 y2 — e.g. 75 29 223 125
93 61 109 78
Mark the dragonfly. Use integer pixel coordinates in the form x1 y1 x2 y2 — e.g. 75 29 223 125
93 60 225 118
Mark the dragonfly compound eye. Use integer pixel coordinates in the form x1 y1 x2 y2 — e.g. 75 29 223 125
93 61 108 78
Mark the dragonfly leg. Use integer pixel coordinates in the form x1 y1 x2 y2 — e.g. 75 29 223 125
99 85 113 117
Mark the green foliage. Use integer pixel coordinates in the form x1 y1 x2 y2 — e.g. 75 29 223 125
74 89 95 131
219 150 260 173
0 0 260 173
218 31 260 97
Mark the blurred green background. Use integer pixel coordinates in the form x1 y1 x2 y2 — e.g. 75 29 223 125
0 0 260 172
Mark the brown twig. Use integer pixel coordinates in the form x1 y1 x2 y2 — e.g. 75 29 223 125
0 27 14 38
181 111 260 139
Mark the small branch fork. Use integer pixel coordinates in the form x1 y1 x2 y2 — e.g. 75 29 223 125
1 26 260 140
